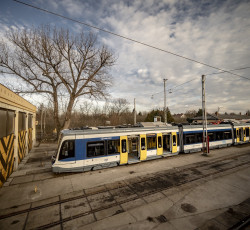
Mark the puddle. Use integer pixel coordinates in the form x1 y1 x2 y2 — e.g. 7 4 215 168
181 203 197 213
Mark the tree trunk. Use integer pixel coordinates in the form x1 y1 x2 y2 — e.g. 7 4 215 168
53 94 61 140
62 96 75 130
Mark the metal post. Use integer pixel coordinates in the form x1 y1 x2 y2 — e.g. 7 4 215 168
40 109 43 139
43 109 46 134
202 75 208 155
134 98 136 125
163 79 168 125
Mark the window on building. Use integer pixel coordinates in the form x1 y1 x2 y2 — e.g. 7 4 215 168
0 109 15 138
18 112 26 131
87 141 105 157
28 114 32 129
7 110 14 136
108 139 120 154
59 140 75 160
0 109 7 138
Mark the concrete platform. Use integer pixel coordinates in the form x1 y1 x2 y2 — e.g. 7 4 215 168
0 143 249 229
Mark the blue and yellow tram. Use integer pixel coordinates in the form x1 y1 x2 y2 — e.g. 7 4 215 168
52 124 250 173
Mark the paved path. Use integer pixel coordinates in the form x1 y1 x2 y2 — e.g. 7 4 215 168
0 143 249 229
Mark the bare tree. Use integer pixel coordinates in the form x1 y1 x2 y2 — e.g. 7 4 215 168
80 101 93 116
111 98 130 115
109 98 130 125
0 25 115 137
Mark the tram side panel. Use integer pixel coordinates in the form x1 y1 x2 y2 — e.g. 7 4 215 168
182 127 233 153
52 135 121 173
234 125 250 144
139 134 147 161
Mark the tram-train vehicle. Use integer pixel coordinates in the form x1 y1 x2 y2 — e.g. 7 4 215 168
51 124 250 173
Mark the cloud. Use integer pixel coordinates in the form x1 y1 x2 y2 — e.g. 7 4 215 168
0 0 249 114
95 0 250 113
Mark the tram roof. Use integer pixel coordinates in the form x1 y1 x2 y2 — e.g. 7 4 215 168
61 126 179 136
60 123 249 136
182 124 233 129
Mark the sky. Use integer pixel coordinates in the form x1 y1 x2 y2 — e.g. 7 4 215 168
0 0 250 114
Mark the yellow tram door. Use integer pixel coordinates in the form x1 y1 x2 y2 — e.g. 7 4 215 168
236 128 239 143
172 132 177 153
140 134 147 161
243 128 246 142
120 136 128 164
157 133 163 155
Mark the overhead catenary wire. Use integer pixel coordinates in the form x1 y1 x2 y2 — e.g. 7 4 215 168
12 0 250 81
206 66 250 76
151 78 197 98
151 66 250 98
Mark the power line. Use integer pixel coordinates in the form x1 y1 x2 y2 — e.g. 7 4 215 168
151 78 197 98
12 0 250 81
206 67 250 79
170 78 196 90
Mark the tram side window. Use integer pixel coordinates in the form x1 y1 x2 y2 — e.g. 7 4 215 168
196 133 202 143
184 134 195 144
173 135 176 146
87 141 105 157
121 139 127 153
223 131 232 140
158 136 162 148
246 128 249 137
108 140 120 154
215 131 223 141
208 133 214 141
147 136 157 150
59 140 75 160
141 138 146 150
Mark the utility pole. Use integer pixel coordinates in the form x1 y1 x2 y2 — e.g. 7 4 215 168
134 98 136 125
202 75 208 155
163 79 168 125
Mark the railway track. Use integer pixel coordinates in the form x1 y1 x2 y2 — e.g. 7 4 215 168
10 144 250 185
0 151 249 229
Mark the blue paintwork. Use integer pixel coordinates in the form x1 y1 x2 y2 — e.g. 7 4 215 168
77 136 120 160
58 157 76 162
